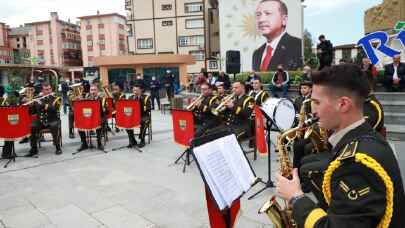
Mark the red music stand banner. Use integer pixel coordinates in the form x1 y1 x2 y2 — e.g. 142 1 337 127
73 100 101 130
105 98 113 119
0 106 31 140
171 109 194 146
205 187 240 228
115 100 141 129
255 106 268 155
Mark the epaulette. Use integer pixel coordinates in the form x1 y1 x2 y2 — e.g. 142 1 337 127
337 141 359 161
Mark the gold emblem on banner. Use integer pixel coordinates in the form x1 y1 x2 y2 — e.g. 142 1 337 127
179 119 187 131
83 108 92 118
124 107 133 117
8 114 19 125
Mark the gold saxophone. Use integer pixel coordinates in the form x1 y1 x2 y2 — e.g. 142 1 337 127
304 124 329 153
259 127 298 228
286 99 312 142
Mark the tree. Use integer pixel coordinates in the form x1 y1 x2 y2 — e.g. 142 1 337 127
303 29 318 69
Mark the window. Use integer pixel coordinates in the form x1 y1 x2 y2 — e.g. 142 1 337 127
17 38 20 42
88 46 93 51
178 35 204 47
162 20 173 27
86 25 92 30
87 35 93 40
98 24 104 29
118 24 125 30
162 4 172 10
185 19 204 29
127 24 133 36
17 44 20 48
36 40 44 45
87 40 93 46
119 34 125 40
99 34 105 40
190 50 205 61
137 38 153 49
185 2 203 13
342 49 352 62
88 56 94 62
98 40 105 45
100 44 106 50
36 30 43 36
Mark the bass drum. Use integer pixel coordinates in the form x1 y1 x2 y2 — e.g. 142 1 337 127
260 98 296 131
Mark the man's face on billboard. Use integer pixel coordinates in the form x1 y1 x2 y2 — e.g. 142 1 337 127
256 1 287 41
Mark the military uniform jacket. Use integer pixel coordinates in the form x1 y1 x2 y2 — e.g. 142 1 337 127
128 94 151 118
194 95 220 125
39 94 61 124
229 94 254 125
294 95 311 113
292 122 405 228
248 90 269 106
364 94 384 133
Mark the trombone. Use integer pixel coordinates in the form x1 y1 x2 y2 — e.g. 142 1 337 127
186 94 204 111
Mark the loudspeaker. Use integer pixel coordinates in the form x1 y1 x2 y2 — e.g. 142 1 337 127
226 50 241 74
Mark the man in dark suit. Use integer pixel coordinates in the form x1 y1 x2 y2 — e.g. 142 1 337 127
252 0 302 72
383 55 405 92
317 35 334 70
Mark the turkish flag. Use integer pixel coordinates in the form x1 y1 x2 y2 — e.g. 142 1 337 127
0 106 31 140
115 100 141 129
73 100 102 130
171 109 194 146
105 98 113 119
205 187 240 228
255 106 268 154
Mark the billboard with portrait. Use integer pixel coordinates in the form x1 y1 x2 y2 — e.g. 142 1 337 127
219 0 304 72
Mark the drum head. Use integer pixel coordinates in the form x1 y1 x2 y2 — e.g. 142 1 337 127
260 98 296 131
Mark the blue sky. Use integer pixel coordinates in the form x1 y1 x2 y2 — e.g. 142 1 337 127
0 0 382 46
304 0 383 46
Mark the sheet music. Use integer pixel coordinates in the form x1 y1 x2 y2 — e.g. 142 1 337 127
193 134 256 210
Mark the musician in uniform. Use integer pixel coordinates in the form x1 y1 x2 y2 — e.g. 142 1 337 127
25 83 62 157
67 83 87 139
293 80 312 112
126 84 151 148
111 83 126 132
222 81 255 140
216 83 227 101
77 84 108 152
189 82 220 137
248 78 269 106
276 64 405 227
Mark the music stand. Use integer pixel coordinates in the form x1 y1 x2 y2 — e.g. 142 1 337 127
248 109 281 200
171 109 194 173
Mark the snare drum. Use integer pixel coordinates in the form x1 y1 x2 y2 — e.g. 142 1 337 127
260 98 296 131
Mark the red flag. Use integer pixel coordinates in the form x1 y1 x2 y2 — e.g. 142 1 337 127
205 187 240 228
115 100 141 129
255 106 268 154
171 109 194 146
105 98 113 119
0 106 32 140
73 100 102 130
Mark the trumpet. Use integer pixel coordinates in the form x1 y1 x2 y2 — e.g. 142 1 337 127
69 83 83 100
186 94 204 111
212 93 235 116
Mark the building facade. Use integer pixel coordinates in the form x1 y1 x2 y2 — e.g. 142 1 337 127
8 26 31 64
25 12 82 67
0 23 12 64
78 13 128 67
125 0 220 74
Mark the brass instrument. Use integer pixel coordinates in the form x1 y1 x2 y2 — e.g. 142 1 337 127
23 93 55 106
304 119 329 153
212 93 235 116
186 94 204 111
259 127 298 228
69 83 83 100
102 84 113 98
286 99 312 141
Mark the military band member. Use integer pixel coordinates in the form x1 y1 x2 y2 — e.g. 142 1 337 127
189 83 220 137
126 84 151 148
111 83 126 132
67 83 87 139
293 80 312 112
216 83 227 101
248 78 269 106
149 76 161 110
364 94 384 134
276 64 405 228
223 81 255 140
77 84 107 152
25 83 62 157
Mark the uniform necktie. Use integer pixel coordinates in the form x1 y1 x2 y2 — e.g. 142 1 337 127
260 45 273 72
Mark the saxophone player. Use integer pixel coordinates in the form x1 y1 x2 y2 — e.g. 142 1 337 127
275 64 405 228
77 84 108 152
126 84 151 148
25 83 62 157
188 82 220 137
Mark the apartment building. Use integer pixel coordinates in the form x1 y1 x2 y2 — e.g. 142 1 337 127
78 12 128 67
0 23 12 64
25 12 82 67
125 0 220 74
9 26 31 64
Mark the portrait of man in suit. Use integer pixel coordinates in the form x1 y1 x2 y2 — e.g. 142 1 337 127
252 0 303 71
